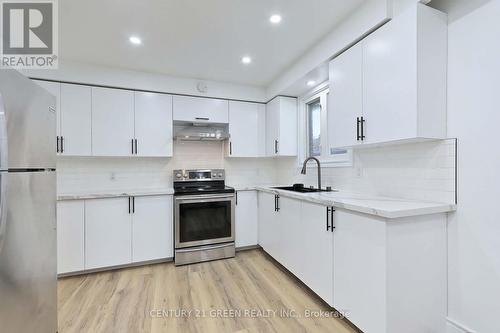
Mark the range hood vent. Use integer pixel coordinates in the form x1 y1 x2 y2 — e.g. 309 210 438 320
173 122 229 141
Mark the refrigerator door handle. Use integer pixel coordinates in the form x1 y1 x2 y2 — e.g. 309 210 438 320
0 173 7 255
0 94 7 254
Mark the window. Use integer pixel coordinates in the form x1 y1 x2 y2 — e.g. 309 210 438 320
307 98 321 157
299 83 352 167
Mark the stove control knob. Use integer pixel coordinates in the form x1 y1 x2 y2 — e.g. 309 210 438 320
212 173 216 177
175 173 182 179
218 173 223 177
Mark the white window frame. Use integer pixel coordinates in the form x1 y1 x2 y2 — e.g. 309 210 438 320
298 81 353 168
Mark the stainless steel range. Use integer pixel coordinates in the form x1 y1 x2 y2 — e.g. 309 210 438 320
173 169 235 265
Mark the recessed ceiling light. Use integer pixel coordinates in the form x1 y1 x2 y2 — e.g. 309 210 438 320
307 80 316 86
270 14 282 24
241 56 252 64
129 36 142 45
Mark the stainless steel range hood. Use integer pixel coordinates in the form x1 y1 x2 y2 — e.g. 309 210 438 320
173 122 229 141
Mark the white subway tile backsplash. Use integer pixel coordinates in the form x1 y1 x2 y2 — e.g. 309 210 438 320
58 139 456 204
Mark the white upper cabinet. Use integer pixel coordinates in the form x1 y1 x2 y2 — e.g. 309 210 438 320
328 43 363 148
134 92 173 157
91 87 135 156
227 101 266 157
173 95 229 123
266 96 297 156
33 80 61 138
329 4 447 149
60 84 92 156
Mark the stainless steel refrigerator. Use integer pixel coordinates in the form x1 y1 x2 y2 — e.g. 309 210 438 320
0 69 57 332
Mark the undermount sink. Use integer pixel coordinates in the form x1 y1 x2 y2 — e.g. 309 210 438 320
272 185 337 193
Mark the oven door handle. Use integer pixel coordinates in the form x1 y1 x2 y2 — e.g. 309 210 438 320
176 243 233 253
175 194 235 202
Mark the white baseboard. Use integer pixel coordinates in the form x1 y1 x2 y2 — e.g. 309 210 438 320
447 317 476 333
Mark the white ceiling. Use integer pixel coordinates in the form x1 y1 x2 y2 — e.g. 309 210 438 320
60 0 365 87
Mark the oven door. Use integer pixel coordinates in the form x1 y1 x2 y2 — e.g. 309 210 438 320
175 194 235 249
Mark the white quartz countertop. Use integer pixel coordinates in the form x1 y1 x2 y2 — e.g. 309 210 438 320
238 185 456 219
57 188 174 201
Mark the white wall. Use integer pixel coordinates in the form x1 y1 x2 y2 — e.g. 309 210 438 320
23 60 266 102
445 0 500 332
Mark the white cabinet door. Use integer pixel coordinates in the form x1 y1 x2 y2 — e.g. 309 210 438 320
257 192 276 251
228 101 265 157
60 84 92 156
33 80 61 136
134 92 173 157
277 196 301 274
333 209 387 333
173 95 228 123
299 202 333 306
56 201 85 274
132 195 173 262
328 43 363 149
265 97 297 156
235 191 258 248
363 10 418 144
85 198 132 269
277 97 298 156
265 98 280 156
91 87 135 156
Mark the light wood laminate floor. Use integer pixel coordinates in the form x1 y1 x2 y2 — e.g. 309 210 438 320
58 249 358 333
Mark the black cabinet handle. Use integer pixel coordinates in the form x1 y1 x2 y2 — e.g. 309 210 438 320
276 195 280 212
326 207 331 231
132 196 135 213
274 140 278 154
128 197 131 214
356 117 360 141
274 195 277 211
360 117 365 140
60 136 64 153
134 139 138 155
331 207 335 232
56 136 60 153
235 191 238 205
131 139 134 154
229 142 232 155
195 117 209 121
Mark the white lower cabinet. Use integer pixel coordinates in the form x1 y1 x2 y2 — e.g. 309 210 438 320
333 210 387 332
235 191 258 248
257 193 446 333
333 209 447 333
56 201 85 274
57 195 173 273
132 195 173 262
258 192 276 252
85 198 133 270
299 201 333 306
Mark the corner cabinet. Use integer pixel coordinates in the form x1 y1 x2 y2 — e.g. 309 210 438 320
266 96 298 156
227 101 266 157
33 80 92 156
328 3 447 149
